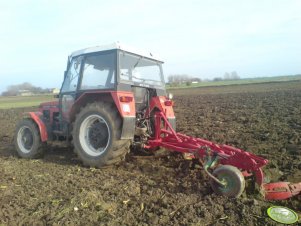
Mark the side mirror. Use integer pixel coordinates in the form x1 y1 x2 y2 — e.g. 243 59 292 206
54 94 59 98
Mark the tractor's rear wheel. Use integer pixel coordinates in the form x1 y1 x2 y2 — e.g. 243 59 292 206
210 165 245 198
14 119 44 158
73 102 130 168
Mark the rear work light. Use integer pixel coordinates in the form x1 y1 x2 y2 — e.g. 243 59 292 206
119 96 133 102
164 100 173 106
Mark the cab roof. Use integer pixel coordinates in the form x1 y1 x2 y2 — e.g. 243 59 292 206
70 42 163 62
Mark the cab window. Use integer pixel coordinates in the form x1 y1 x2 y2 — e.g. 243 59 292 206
80 52 116 90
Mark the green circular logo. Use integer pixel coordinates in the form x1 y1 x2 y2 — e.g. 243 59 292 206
267 206 299 224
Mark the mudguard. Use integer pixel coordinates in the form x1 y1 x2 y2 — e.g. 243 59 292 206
110 92 136 139
70 91 136 139
24 112 48 142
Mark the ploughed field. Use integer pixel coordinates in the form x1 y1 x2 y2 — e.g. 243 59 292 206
0 81 301 225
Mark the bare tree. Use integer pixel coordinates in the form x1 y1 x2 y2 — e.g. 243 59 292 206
168 74 191 85
224 72 230 80
231 71 240 80
223 71 240 80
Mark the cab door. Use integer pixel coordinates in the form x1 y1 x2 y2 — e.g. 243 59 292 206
59 56 83 123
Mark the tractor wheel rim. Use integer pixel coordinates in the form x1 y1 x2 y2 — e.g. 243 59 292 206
17 126 34 153
79 114 110 157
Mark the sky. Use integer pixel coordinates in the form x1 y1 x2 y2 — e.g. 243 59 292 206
0 0 300 92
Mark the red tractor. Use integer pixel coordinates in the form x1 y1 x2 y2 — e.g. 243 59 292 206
14 43 301 200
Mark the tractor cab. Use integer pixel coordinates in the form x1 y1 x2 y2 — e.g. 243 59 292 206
63 43 166 91
58 43 167 124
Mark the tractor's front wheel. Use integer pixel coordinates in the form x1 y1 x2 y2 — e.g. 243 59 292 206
73 102 130 168
210 165 245 198
14 119 44 158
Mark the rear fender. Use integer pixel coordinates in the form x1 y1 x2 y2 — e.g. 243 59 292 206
70 91 136 139
110 91 136 117
70 91 136 120
24 112 48 142
110 92 136 139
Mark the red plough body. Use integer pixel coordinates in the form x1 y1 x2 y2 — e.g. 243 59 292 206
263 182 301 200
145 97 301 200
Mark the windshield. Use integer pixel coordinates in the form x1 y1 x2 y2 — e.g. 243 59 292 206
61 56 82 93
119 51 164 86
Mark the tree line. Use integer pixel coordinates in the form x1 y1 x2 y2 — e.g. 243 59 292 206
2 72 241 96
167 71 240 86
1 82 52 96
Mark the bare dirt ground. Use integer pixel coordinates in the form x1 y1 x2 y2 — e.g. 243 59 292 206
0 81 301 225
